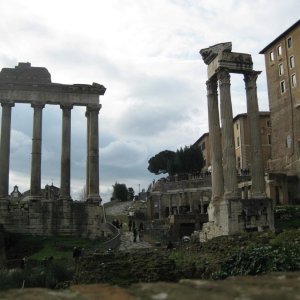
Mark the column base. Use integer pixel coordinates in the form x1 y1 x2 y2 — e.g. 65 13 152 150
251 192 267 199
58 196 73 202
28 195 42 202
86 194 101 205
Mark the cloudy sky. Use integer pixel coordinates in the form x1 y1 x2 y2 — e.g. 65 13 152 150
0 0 299 202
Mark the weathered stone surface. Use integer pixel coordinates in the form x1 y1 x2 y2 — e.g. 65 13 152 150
1 273 300 300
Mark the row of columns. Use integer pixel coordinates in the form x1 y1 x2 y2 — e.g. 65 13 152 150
0 101 101 202
154 192 208 219
206 68 266 201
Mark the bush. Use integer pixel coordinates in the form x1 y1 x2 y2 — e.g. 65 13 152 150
0 262 74 291
213 243 300 279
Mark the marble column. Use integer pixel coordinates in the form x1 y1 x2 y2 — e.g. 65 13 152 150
59 104 73 200
87 104 101 203
158 195 162 219
0 101 14 198
218 69 239 198
206 78 224 200
30 102 45 197
189 192 193 212
244 71 266 198
85 109 90 199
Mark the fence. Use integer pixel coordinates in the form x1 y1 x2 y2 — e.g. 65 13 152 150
98 222 121 251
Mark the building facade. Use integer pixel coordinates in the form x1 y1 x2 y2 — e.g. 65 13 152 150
195 112 272 174
260 19 300 204
233 112 272 173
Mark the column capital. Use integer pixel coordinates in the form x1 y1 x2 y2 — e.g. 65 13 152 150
244 71 261 89
217 68 230 86
206 78 218 96
1 101 14 108
60 104 73 110
31 102 45 109
87 104 102 114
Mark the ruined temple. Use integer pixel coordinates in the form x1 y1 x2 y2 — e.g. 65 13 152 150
0 63 107 238
199 43 274 240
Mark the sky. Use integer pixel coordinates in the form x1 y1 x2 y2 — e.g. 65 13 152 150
0 0 299 203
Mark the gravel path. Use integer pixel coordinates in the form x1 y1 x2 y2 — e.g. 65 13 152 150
118 231 152 251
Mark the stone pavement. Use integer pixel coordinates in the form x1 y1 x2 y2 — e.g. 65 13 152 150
118 231 152 251
2 272 300 299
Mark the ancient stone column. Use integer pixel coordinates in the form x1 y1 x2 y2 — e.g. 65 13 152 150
158 195 162 219
30 102 45 197
0 101 14 198
206 78 224 200
59 104 73 200
218 69 239 198
85 109 90 199
189 192 193 212
87 104 101 203
244 71 266 198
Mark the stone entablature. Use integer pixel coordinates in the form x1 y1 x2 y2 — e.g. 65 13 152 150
0 63 105 107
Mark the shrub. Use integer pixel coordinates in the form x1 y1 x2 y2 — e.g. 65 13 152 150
213 243 300 279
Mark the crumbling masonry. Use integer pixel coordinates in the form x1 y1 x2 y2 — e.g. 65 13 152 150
199 43 274 240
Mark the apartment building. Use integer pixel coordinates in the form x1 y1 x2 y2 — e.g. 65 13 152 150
233 112 272 173
195 112 271 173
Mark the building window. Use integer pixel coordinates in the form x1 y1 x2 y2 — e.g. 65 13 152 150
270 51 274 62
287 37 292 49
201 142 206 151
268 134 271 145
286 135 292 149
277 45 282 56
278 63 284 76
236 136 240 147
280 80 286 94
289 55 295 69
266 120 272 127
236 122 239 130
291 74 297 88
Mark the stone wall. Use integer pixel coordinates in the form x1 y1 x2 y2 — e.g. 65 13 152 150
200 197 274 241
0 198 105 239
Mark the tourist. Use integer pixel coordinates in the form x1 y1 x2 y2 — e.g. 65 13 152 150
133 227 137 242
166 241 174 250
128 219 132 232
20 256 27 269
73 247 81 263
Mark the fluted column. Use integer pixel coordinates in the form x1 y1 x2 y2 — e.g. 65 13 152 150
85 109 90 199
87 104 101 203
158 195 162 219
206 78 224 200
30 102 45 197
218 69 239 198
59 104 73 200
0 101 14 198
244 71 266 198
189 192 193 212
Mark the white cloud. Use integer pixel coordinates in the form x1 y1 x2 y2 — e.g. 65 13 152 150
0 0 299 202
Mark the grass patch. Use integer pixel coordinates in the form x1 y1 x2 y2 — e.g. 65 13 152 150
4 233 109 261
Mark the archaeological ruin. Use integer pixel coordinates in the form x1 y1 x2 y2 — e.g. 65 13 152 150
0 62 107 239
199 42 274 240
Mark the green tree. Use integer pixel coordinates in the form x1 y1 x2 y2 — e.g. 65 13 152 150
112 182 128 202
148 145 204 176
147 150 175 175
128 187 135 200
